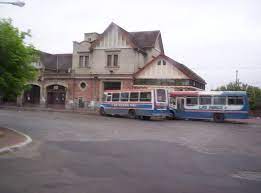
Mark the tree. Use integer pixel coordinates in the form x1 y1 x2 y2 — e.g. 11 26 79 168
215 81 261 110
0 18 38 101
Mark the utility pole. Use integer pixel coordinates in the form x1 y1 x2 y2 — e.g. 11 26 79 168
236 70 238 85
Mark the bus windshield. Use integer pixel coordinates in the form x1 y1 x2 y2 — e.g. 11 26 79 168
157 89 166 102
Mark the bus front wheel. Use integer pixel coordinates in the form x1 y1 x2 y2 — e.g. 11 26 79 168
99 107 106 116
128 109 136 119
213 113 225 123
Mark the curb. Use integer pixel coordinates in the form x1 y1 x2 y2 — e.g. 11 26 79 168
0 128 32 154
0 105 99 116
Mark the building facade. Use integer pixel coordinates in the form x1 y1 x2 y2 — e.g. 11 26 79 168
21 22 206 108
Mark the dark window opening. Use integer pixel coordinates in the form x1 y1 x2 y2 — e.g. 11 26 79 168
199 96 211 105
120 92 129 101
186 97 198 106
228 96 244 105
140 92 151 102
112 93 120 101
130 92 139 101
213 96 226 105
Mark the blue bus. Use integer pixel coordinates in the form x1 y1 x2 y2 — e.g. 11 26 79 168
99 88 169 120
169 91 249 122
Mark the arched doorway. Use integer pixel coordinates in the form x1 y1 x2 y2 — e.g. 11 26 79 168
46 84 66 108
23 85 41 105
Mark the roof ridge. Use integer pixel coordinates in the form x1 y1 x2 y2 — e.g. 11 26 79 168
130 30 160 33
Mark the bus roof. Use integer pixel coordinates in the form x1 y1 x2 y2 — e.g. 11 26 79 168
170 91 247 97
104 88 164 93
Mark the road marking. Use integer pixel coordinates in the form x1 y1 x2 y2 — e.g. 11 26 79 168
232 171 261 181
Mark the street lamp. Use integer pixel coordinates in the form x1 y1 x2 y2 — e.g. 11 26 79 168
0 1 25 7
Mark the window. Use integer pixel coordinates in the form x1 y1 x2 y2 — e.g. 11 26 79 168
157 89 166 102
79 55 89 68
107 55 112 67
120 92 129 101
157 60 161 65
106 54 119 67
228 96 244 105
84 56 89 67
213 96 226 105
113 55 118 66
106 93 112 102
79 56 84 67
199 96 211 105
130 92 139 101
112 93 120 101
162 60 166 65
186 97 198 106
170 97 176 105
140 92 152 102
80 82 87 89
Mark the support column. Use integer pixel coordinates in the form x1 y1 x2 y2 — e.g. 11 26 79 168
40 86 46 107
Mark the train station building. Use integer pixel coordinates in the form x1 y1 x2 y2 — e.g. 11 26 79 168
21 22 206 108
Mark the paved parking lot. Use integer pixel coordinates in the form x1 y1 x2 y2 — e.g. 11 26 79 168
0 109 261 193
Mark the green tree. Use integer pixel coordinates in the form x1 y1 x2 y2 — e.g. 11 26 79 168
0 18 38 101
215 81 261 110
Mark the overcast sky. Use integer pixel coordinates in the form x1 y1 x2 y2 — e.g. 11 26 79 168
1 0 261 90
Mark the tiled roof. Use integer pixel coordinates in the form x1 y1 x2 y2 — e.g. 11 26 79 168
90 23 162 52
129 31 160 49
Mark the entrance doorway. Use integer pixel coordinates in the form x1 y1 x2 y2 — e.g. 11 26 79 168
47 85 66 108
23 85 40 105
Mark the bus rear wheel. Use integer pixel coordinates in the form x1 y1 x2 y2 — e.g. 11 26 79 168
128 109 136 119
99 107 106 116
213 113 225 123
142 116 151 120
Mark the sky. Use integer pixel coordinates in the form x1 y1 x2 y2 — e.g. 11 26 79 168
1 0 261 90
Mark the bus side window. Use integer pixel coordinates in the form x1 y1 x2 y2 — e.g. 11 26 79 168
213 96 226 105
186 97 198 106
106 93 112 102
228 96 244 105
199 96 211 105
140 92 152 102
112 93 120 101
120 92 129 101
130 92 139 101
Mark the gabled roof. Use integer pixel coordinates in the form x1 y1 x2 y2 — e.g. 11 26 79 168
129 31 160 49
134 54 206 84
39 51 72 71
90 22 162 53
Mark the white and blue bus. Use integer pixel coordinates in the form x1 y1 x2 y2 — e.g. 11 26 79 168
99 88 169 120
169 91 249 122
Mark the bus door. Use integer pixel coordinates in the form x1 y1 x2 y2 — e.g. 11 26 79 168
155 89 168 110
177 97 185 112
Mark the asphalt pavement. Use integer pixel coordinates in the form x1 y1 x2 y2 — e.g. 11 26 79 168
0 109 261 193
